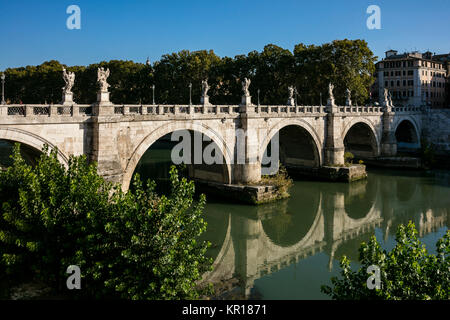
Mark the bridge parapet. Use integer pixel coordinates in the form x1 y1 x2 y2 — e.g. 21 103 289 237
1 103 399 122
392 106 422 113
338 106 383 113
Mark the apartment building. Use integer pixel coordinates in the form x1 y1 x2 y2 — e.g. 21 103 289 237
373 50 447 108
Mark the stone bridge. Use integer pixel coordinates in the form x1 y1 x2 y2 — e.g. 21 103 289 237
0 98 424 189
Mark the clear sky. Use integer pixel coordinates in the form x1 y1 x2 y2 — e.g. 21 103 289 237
1 0 449 70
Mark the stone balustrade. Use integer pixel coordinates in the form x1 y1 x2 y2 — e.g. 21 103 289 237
1 102 415 120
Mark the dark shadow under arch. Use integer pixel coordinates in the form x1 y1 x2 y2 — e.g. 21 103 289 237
131 130 229 194
262 125 320 176
344 122 378 159
395 120 420 152
0 140 42 167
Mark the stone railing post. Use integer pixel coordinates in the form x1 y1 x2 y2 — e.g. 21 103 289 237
50 104 58 116
0 105 6 116
25 105 33 117
72 104 79 117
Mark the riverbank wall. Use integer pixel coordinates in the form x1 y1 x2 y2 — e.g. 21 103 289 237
423 109 450 168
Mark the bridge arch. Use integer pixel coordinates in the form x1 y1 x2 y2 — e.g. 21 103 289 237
122 122 233 191
260 119 323 168
0 127 69 166
342 118 380 158
394 117 420 150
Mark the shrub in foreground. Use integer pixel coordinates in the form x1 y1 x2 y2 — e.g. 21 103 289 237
0 144 212 299
321 221 449 300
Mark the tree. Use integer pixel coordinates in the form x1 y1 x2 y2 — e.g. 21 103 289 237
321 221 450 300
0 144 211 299
294 39 376 105
3 40 376 106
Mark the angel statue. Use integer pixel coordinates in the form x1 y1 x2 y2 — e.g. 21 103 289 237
242 77 251 96
97 67 110 92
201 79 209 97
62 68 75 94
383 88 389 105
288 86 295 99
328 83 335 101
345 88 352 106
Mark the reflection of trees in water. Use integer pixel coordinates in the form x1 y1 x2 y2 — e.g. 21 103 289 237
0 140 41 167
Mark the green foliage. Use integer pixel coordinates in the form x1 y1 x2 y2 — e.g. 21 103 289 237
321 221 450 300
259 164 293 200
344 152 354 164
4 40 376 106
0 144 211 299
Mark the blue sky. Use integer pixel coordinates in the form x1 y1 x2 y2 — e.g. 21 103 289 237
1 0 449 70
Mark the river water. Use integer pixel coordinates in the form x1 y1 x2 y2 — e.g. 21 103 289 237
198 168 449 299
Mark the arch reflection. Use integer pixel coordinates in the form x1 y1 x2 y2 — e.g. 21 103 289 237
201 170 449 299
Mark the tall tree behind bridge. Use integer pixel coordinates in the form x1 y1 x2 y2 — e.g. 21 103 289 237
294 39 376 105
2 40 376 105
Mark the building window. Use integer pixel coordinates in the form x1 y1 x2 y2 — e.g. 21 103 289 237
385 81 388 87
407 70 413 76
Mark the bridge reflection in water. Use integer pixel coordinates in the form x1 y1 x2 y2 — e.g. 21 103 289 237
199 169 449 299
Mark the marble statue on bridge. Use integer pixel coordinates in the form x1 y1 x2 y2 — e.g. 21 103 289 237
61 68 75 105
345 88 352 106
287 86 295 106
383 88 393 108
62 68 75 94
201 79 210 105
97 67 110 92
97 67 111 104
327 83 335 106
242 78 251 97
201 79 209 97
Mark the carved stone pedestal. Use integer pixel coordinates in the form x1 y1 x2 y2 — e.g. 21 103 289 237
97 91 110 105
201 95 210 105
241 95 252 106
61 92 74 105
287 98 295 106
